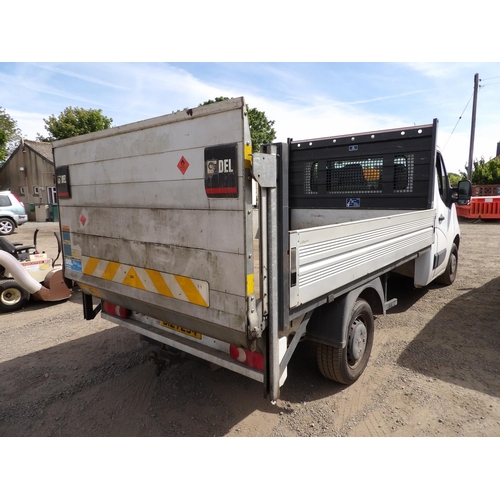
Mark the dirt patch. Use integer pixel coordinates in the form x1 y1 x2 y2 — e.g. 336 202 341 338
1 219 500 436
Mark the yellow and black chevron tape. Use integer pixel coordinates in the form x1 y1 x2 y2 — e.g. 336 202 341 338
81 256 209 308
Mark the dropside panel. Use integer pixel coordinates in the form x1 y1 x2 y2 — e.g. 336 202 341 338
289 209 435 308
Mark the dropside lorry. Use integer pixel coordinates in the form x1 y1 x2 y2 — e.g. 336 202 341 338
52 97 471 401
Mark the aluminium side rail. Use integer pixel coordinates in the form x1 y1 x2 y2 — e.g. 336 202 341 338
289 210 435 309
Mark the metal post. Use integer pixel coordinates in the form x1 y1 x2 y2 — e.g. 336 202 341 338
251 146 279 402
260 188 268 317
266 184 280 402
467 73 479 181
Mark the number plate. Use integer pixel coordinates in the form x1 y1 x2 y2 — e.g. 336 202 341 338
160 321 202 340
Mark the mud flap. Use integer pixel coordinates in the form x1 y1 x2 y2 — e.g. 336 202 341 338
306 277 385 348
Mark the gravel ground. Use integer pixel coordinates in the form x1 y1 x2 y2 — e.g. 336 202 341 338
1 219 500 438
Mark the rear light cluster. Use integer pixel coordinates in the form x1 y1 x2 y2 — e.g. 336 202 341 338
12 193 24 207
229 345 264 371
102 301 131 318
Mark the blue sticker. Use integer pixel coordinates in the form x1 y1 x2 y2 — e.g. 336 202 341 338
346 198 360 208
65 258 82 272
63 243 72 257
349 145 358 151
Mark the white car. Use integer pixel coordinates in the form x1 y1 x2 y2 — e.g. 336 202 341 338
0 191 28 235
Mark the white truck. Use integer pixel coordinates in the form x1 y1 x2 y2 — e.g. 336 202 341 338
52 97 471 401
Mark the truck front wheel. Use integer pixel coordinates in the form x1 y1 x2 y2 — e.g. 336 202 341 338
317 298 374 385
0 281 30 313
436 243 458 286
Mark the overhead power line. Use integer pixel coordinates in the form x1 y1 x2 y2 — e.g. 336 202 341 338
442 91 475 151
481 81 500 88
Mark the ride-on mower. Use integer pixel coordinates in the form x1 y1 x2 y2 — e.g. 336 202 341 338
0 229 73 313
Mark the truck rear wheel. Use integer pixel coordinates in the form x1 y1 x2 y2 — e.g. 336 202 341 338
317 298 374 385
436 243 458 286
0 281 30 313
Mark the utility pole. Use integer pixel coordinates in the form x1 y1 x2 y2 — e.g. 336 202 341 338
467 73 480 181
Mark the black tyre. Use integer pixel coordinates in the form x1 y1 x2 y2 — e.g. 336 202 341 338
0 281 30 313
436 243 458 286
317 298 374 385
0 218 15 236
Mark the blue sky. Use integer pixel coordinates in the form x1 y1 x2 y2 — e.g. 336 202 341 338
2 62 499 174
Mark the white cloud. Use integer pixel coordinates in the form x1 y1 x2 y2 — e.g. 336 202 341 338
403 63 473 80
29 63 127 90
5 109 47 141
0 72 108 108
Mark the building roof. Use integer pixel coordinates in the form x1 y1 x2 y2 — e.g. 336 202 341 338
22 140 53 163
0 139 53 172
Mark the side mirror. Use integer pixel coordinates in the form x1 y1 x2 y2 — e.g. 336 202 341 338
456 180 472 205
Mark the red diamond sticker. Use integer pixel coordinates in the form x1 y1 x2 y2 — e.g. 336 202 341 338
80 213 87 226
177 156 189 175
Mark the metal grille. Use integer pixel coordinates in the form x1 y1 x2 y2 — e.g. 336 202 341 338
304 162 318 194
326 157 383 193
290 123 434 210
301 154 415 196
393 155 414 193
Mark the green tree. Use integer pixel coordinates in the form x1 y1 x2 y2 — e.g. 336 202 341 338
200 97 276 152
448 172 462 186
0 108 22 164
473 157 500 184
37 106 113 142
460 157 500 184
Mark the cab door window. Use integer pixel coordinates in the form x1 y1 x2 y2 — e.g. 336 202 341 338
436 152 451 207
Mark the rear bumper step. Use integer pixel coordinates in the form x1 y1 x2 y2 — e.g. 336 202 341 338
102 312 264 383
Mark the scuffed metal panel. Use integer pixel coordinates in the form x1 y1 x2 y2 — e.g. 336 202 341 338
60 206 246 256
55 98 253 339
64 232 246 297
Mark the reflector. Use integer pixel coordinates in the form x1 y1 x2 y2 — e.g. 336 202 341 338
229 345 264 371
102 301 130 318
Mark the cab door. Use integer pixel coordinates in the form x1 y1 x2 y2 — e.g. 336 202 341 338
431 151 455 279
